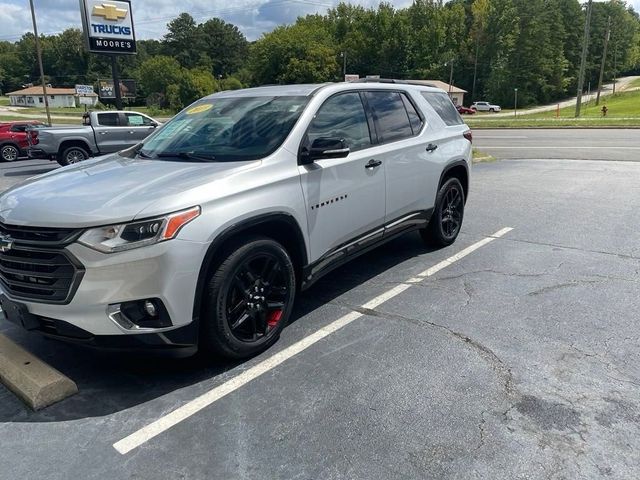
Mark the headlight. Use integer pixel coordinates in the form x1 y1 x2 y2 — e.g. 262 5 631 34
79 206 201 253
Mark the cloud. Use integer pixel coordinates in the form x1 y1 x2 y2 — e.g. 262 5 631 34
0 0 637 43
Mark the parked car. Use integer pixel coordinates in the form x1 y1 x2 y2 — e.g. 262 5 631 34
471 101 501 112
0 121 45 162
0 82 472 359
456 104 476 115
27 110 161 166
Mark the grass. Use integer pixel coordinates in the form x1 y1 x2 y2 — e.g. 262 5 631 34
0 96 9 106
0 115 81 124
467 90 640 128
472 148 496 163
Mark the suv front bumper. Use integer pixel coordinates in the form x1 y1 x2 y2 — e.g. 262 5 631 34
0 238 209 354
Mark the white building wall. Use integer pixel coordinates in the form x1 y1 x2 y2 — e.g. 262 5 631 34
8 94 94 108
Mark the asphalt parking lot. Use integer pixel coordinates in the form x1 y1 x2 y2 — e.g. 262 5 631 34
1 136 640 479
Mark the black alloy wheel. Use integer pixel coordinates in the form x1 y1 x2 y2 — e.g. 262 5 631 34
202 237 296 359
421 177 465 248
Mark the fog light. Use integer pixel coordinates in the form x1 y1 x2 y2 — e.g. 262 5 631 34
144 300 157 317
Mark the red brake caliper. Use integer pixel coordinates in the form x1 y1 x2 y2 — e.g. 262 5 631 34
267 310 283 328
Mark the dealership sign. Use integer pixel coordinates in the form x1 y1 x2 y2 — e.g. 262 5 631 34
79 0 136 54
98 79 137 99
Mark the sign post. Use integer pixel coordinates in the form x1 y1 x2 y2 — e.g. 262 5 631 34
79 0 136 109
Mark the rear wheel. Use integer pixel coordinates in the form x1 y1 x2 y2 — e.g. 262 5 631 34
58 146 88 166
200 236 296 359
421 177 465 248
1 144 19 162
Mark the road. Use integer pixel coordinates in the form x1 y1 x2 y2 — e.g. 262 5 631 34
1 134 640 479
474 128 640 161
489 75 639 117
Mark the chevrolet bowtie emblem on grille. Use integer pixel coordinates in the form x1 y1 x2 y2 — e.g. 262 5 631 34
92 3 128 21
0 234 13 253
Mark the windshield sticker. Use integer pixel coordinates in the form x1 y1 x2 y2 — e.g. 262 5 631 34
185 104 213 115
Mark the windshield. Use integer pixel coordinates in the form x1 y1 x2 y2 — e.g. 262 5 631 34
138 96 309 162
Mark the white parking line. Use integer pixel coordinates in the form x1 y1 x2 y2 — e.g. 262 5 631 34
112 227 514 455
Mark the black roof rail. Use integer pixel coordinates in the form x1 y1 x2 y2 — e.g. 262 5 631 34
352 78 438 88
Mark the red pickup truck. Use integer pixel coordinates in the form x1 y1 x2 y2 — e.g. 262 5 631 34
0 121 44 162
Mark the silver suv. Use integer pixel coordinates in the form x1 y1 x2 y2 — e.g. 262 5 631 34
0 82 472 359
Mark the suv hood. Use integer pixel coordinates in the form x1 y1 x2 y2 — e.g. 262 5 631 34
0 153 257 227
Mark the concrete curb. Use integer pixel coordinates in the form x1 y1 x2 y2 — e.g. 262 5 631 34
0 334 78 410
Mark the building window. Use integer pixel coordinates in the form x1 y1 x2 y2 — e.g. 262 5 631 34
50 96 54 100
38 97 43 103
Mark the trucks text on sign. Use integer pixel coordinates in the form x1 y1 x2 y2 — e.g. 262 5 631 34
79 0 137 54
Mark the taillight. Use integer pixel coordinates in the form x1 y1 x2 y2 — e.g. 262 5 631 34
29 130 39 145
463 130 472 143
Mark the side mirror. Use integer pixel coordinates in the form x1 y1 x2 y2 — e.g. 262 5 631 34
299 137 350 165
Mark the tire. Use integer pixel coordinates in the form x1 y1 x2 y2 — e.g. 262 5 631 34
1 144 19 162
489 108 495 113
200 236 296 359
58 146 89 166
421 177 465 248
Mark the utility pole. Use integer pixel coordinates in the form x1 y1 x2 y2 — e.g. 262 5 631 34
340 52 347 78
447 60 454 97
595 16 611 106
29 0 51 126
575 0 593 118
514 88 518 118
471 39 479 103
613 46 617 95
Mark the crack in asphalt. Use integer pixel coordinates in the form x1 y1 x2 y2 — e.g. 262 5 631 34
501 236 640 261
527 279 602 296
331 301 520 402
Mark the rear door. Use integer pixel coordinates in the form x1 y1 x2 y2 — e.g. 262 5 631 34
298 91 386 267
92 112 125 153
363 90 436 230
122 113 158 144
8 124 30 151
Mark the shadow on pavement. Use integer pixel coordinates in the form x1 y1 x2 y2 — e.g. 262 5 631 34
0 232 434 423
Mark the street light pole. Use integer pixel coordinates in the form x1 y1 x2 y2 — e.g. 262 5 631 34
448 60 454 97
514 88 518 118
340 52 347 78
575 0 593 118
29 0 51 126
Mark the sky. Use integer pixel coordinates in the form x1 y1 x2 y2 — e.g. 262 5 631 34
0 0 638 43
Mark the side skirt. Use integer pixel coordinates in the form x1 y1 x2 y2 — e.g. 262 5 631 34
301 208 433 291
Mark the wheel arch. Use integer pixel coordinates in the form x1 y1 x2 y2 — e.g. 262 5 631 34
58 139 92 157
438 160 469 203
192 212 308 322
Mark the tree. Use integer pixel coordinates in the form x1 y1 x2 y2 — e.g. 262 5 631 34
164 13 199 68
196 18 249 76
138 56 182 107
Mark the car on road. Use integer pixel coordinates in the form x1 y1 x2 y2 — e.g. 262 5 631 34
471 101 501 112
27 110 161 166
0 121 45 162
0 82 472 359
456 104 476 115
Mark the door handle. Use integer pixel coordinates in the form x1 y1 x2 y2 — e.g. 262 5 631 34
99 132 108 135
128 131 135 134
365 159 382 169
426 144 438 152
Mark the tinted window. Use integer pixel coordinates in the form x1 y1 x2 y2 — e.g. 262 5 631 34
139 96 308 162
401 94 424 134
423 92 464 126
307 93 371 151
10 124 27 132
364 91 413 142
98 113 119 126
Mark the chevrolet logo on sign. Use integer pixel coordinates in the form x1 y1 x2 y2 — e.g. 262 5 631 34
92 3 128 21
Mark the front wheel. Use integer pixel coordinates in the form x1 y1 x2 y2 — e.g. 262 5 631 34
489 108 495 113
1 144 19 162
58 146 88 166
200 236 296 359
421 177 465 248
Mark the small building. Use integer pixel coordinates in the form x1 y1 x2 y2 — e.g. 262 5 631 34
408 80 467 106
7 86 99 108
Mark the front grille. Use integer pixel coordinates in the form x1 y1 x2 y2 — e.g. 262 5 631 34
0 222 81 247
0 246 84 303
0 223 85 304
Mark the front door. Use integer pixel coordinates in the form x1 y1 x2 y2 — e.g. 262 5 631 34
298 92 386 268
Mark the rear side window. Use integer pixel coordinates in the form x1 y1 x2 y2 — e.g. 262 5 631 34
10 124 28 132
422 92 464 126
401 95 424 134
307 92 372 151
364 91 413 142
97 113 119 126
